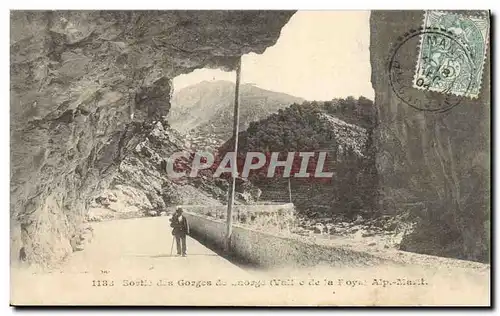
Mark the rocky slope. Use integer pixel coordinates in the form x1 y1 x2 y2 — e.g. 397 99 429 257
87 120 226 222
10 10 295 266
168 80 305 149
217 99 378 216
370 11 490 262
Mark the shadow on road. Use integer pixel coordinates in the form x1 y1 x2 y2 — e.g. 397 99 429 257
130 254 219 258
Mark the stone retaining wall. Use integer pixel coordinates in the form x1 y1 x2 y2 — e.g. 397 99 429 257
185 212 388 268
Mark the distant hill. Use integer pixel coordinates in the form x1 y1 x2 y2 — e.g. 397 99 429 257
216 98 378 217
168 80 305 147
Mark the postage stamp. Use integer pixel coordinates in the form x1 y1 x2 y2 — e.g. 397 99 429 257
413 11 490 98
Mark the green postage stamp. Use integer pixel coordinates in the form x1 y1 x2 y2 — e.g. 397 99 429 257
413 11 490 98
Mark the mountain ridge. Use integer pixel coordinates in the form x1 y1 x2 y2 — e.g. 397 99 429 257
168 80 306 145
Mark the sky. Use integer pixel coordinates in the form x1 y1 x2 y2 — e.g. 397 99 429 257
173 11 374 101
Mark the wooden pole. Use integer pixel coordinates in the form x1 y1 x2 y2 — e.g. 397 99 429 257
225 57 241 252
288 178 292 204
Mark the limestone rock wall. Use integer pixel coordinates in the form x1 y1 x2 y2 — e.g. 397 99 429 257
370 11 490 262
10 10 295 266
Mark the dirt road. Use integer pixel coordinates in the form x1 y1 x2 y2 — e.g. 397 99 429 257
11 216 490 306
11 216 250 305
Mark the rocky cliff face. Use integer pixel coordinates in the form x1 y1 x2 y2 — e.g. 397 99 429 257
370 11 490 262
10 10 295 266
87 120 227 222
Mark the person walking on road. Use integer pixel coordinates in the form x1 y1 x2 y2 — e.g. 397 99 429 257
170 207 189 257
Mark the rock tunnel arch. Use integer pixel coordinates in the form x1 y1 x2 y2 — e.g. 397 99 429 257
10 10 296 266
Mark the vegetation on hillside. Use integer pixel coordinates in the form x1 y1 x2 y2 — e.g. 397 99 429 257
216 96 378 218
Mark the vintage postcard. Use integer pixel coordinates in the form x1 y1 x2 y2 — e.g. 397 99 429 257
10 10 491 306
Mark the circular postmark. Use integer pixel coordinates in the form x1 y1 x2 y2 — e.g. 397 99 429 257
388 27 477 113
